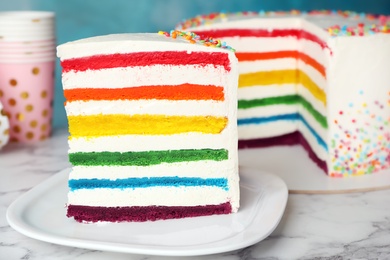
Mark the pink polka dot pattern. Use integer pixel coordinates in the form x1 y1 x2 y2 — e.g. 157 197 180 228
0 61 54 143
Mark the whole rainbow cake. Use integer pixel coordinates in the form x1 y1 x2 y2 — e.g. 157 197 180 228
177 10 390 177
57 32 240 222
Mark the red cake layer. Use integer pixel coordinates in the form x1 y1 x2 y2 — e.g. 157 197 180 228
238 131 328 173
235 51 326 78
61 51 231 73
67 202 232 222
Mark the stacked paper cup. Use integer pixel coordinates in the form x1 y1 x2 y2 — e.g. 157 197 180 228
0 11 55 143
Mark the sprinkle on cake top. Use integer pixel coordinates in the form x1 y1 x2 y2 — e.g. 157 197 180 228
327 23 389 36
176 10 390 37
158 30 236 52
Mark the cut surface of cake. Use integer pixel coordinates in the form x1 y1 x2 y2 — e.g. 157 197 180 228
177 10 390 177
57 32 239 222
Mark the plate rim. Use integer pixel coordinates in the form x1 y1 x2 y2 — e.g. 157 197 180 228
6 167 288 256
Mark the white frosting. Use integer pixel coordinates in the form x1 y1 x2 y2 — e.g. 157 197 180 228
239 58 296 74
237 107 327 161
61 64 229 89
58 33 240 214
238 104 297 119
57 33 235 59
68 186 234 207
297 83 326 115
216 37 299 53
298 121 327 161
326 34 390 175
70 161 235 180
238 103 326 140
69 132 231 153
238 83 326 116
189 17 301 30
297 59 326 91
65 100 226 117
238 84 296 100
303 13 379 31
238 121 297 140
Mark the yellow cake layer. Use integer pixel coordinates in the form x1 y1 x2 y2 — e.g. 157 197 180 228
238 69 326 105
68 114 228 138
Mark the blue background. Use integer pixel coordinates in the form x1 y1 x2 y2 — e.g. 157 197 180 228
1 0 390 128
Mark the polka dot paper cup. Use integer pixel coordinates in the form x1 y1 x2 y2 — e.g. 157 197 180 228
0 11 55 143
0 100 10 149
0 61 54 143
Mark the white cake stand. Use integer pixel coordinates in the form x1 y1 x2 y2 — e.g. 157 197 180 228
238 146 390 194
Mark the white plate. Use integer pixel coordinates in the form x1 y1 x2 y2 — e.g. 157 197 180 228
6 167 288 256
239 146 390 194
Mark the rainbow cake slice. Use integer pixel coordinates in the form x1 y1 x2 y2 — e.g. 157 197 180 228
177 10 390 177
57 32 239 222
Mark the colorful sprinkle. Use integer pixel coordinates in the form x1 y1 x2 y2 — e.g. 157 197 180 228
158 30 235 52
330 94 390 176
176 10 390 37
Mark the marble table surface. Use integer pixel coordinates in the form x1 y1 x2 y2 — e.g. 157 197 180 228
1 128 390 260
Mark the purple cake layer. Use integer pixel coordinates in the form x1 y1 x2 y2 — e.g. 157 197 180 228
67 202 232 222
238 131 328 173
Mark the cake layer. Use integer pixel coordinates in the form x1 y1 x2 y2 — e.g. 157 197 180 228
61 64 229 89
69 161 235 179
61 51 231 72
67 186 233 207
69 149 228 166
237 51 326 78
68 114 228 137
68 176 229 191
238 96 326 128
69 133 232 153
239 69 326 105
67 203 232 222
65 100 226 117
237 57 326 98
64 84 225 102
